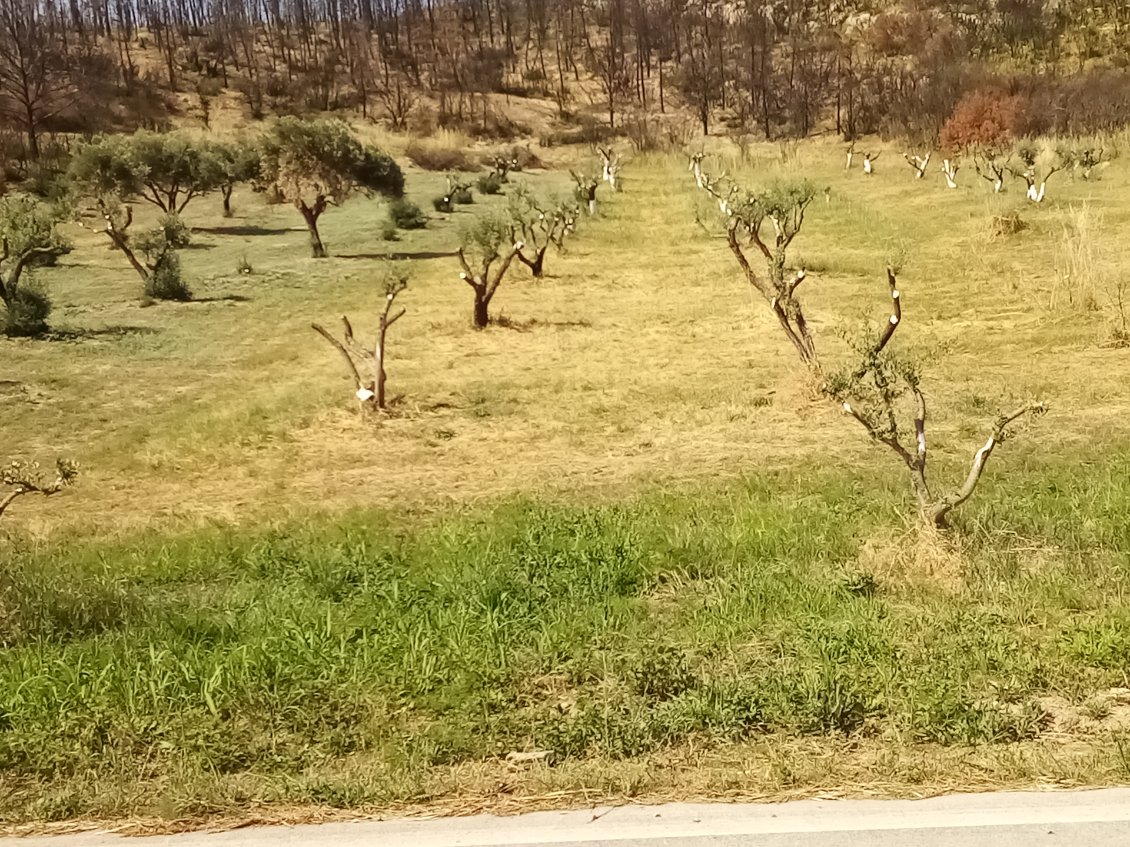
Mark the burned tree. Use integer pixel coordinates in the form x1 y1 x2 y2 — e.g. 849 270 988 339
904 151 931 179
508 187 579 278
941 157 960 189
312 274 408 414
1009 145 1073 203
598 145 624 192
571 171 601 216
973 148 1010 193
823 270 1047 528
456 214 521 328
0 459 77 522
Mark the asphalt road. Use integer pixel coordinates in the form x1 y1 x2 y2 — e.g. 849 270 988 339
9 788 1130 846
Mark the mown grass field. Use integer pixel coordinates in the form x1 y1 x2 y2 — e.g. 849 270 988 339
4 132 1130 827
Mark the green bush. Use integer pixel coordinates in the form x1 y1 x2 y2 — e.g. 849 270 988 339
2 281 52 337
158 213 192 248
388 198 427 230
432 195 453 213
476 173 504 195
144 251 192 301
451 186 474 205
357 147 405 198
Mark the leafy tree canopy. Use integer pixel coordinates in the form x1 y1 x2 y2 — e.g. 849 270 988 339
69 131 225 213
256 117 404 207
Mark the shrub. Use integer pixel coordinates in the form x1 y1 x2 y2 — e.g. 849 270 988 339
539 117 615 148
158 213 191 248
483 145 544 171
144 251 192 301
451 185 474 205
379 220 401 241
941 88 1034 152
405 135 475 171
476 173 504 195
357 147 406 199
3 280 51 337
388 198 427 229
433 195 453 213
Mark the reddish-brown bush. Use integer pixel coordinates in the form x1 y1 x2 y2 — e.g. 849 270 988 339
940 88 1032 151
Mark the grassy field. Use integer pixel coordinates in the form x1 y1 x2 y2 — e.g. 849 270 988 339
6 135 1130 532
4 132 1130 826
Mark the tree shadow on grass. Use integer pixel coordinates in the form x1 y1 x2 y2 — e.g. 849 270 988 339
190 295 251 304
336 250 458 261
195 225 300 237
43 326 161 341
493 317 593 332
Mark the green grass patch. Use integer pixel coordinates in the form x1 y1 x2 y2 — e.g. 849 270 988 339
4 453 1130 822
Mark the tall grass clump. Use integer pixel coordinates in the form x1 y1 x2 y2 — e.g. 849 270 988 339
1052 204 1103 311
405 131 476 171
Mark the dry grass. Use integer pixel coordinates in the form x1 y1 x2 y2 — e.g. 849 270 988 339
4 139 1130 536
4 734 1129 836
404 129 481 171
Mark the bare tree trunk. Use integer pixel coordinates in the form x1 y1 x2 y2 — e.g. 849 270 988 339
473 288 490 327
298 200 327 258
518 246 547 277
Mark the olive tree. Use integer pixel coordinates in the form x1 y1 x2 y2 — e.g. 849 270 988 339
571 171 601 216
824 272 1047 528
691 161 1047 529
312 272 408 414
210 140 260 217
1009 144 1073 203
75 200 190 302
0 193 70 337
0 459 78 521
508 186 579 278
69 131 225 215
456 214 521 328
256 117 404 258
701 173 818 367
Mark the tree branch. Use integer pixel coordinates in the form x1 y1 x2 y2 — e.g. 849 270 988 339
312 322 365 391
9 245 61 290
929 402 1048 527
875 267 902 356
